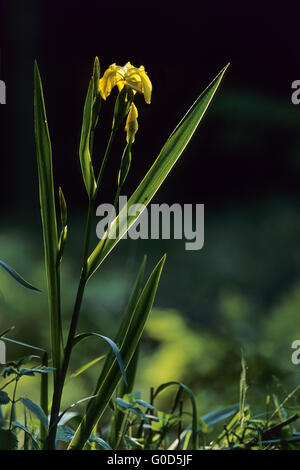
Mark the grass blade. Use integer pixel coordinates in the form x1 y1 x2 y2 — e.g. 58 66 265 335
69 355 105 380
79 79 96 198
0 261 40 291
201 404 240 427
1 336 46 353
239 352 248 426
72 332 128 386
40 352 49 446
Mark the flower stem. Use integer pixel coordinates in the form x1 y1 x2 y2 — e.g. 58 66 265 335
9 377 19 430
95 129 116 198
44 199 93 449
44 129 116 449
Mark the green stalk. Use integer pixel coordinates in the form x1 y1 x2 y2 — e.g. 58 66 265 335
45 129 116 449
40 352 49 446
95 129 116 197
63 198 94 366
9 377 19 430
44 200 93 449
64 125 118 367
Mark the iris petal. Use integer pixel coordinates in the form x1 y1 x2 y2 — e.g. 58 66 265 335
99 67 123 99
99 62 152 104
139 70 152 104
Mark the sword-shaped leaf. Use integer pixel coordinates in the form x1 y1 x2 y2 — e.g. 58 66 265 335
0 260 40 291
34 62 62 378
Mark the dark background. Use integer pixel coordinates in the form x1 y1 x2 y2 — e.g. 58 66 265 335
1 1 300 213
1 0 300 412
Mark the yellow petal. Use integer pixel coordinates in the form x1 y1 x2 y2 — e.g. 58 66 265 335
139 70 152 104
99 62 152 104
123 62 132 72
125 75 143 94
117 81 125 92
99 66 122 99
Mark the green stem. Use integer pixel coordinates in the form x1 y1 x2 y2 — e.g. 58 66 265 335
44 200 93 449
94 174 122 267
95 129 116 198
45 126 116 450
40 352 48 446
63 200 93 366
9 377 19 430
0 377 17 391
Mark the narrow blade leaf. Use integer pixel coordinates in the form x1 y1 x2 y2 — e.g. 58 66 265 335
72 332 127 387
70 355 105 379
34 61 62 377
1 336 46 353
0 260 40 292
79 79 96 198
88 435 112 450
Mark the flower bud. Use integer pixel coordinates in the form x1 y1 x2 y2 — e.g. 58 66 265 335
125 103 138 144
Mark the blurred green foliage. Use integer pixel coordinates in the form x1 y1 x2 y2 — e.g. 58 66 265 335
1 198 300 416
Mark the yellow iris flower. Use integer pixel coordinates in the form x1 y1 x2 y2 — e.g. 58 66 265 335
125 103 138 144
99 62 152 104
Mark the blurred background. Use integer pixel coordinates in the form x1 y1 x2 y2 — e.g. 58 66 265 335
1 0 300 418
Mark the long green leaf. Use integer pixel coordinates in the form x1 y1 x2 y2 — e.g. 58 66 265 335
72 332 128 387
34 61 62 378
79 79 96 198
201 404 240 427
88 435 112 450
0 260 41 291
87 65 228 279
1 336 46 353
69 355 105 379
40 352 49 446
67 254 166 450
